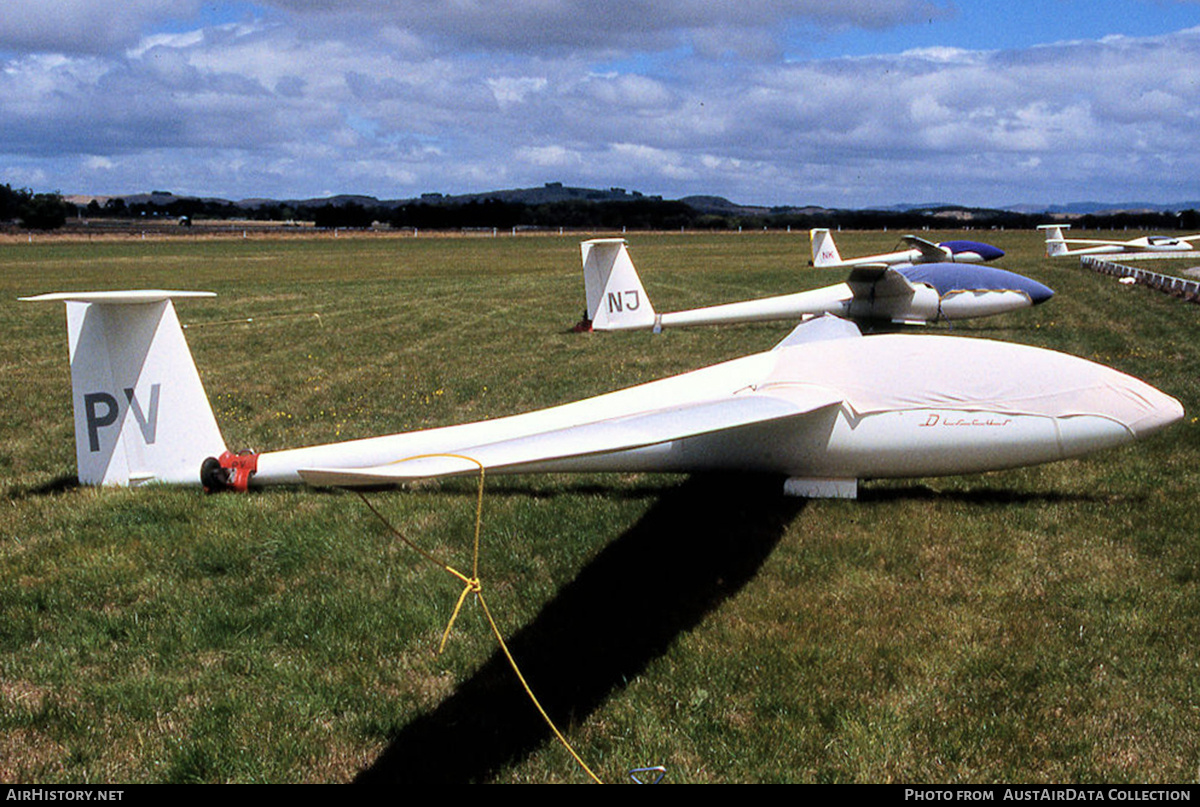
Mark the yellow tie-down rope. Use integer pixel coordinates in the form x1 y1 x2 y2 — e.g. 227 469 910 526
355 453 604 785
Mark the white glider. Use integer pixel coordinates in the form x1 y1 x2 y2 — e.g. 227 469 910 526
810 228 1005 269
578 239 1052 332
23 290 1181 499
1039 224 1200 257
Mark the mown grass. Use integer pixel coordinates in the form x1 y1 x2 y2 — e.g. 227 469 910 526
1 229 1197 783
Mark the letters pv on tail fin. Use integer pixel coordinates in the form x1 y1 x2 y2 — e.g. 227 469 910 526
22 291 226 486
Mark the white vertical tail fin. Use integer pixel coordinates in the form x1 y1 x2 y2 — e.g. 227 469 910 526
22 291 226 486
810 228 842 267
580 239 657 331
1038 224 1071 257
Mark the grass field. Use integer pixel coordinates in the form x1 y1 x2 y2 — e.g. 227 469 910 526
1 229 1198 783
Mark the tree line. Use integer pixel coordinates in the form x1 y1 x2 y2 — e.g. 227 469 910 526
4 182 1199 233
0 184 72 230
264 199 1200 233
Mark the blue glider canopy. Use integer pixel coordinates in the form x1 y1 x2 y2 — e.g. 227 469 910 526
897 264 1054 305
939 240 1006 262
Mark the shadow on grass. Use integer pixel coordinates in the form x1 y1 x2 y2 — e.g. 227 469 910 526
859 482 1112 506
355 472 804 784
5 474 79 500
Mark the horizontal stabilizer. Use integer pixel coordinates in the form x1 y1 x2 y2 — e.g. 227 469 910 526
298 385 844 487
21 290 216 305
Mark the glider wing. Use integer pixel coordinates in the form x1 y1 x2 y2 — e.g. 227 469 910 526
298 384 844 486
845 265 918 297
900 234 949 261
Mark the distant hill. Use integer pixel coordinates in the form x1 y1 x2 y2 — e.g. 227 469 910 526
678 195 772 216
408 183 659 206
63 185 1200 219
1005 201 1200 216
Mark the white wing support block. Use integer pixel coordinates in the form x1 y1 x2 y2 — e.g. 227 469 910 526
23 290 225 485
783 477 858 499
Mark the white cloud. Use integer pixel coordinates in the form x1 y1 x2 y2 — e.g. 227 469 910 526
898 46 978 64
516 145 582 168
608 143 696 180
486 76 549 108
0 3 1198 206
0 0 202 54
580 74 673 108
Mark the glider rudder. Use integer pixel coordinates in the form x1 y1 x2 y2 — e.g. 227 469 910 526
580 239 657 331
1038 224 1071 257
22 290 226 486
810 228 842 267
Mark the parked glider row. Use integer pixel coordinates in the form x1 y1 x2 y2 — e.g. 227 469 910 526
22 229 1183 499
579 223 1200 334
577 233 1050 332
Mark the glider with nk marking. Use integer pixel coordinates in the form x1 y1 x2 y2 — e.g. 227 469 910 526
809 228 1005 269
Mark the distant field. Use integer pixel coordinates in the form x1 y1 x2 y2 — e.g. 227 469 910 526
1 229 1197 783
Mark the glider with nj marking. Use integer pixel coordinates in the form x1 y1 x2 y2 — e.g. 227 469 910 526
22 289 1179 499
577 238 1052 332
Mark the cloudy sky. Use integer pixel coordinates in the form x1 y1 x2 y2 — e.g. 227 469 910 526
2 0 1198 208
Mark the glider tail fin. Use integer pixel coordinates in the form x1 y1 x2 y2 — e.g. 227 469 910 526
1038 224 1070 257
580 239 657 331
810 228 842 267
22 291 226 486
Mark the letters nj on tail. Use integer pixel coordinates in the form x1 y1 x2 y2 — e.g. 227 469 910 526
580 239 657 331
23 291 226 485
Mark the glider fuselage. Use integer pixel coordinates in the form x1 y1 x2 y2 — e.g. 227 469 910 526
24 292 1180 499
270 327 1180 496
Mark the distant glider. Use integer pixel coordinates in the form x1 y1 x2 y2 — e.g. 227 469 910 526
24 289 1178 499
1040 224 1200 257
810 228 1004 269
577 238 1051 332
